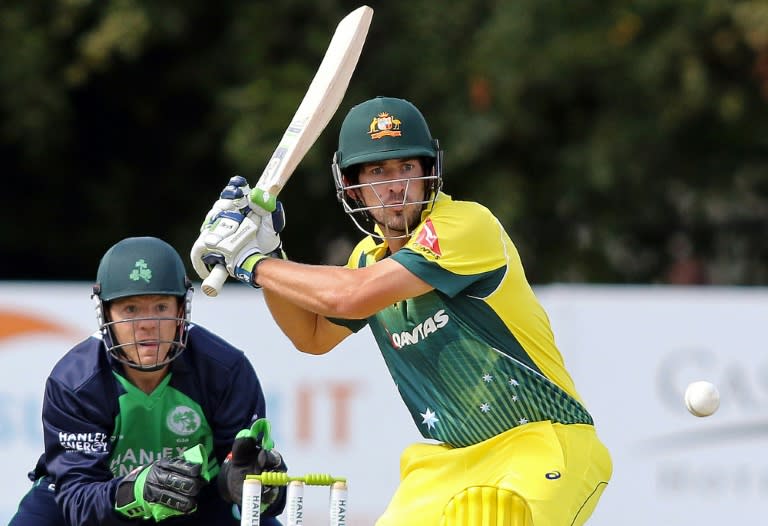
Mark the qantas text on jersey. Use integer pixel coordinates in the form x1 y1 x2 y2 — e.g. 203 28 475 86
390 309 449 349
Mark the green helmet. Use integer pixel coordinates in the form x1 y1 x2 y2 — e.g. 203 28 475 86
96 237 189 301
335 96 438 169
93 237 192 371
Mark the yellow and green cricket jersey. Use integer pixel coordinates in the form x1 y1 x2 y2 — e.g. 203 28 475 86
336 193 593 447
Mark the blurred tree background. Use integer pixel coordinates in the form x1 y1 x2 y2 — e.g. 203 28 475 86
1 0 767 284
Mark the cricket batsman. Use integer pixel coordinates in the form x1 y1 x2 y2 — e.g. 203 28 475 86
192 96 612 525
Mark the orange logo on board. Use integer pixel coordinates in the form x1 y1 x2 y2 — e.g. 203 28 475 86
368 112 402 140
0 309 78 343
414 219 441 257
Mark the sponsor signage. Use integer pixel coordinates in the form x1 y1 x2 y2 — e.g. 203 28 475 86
1 283 766 524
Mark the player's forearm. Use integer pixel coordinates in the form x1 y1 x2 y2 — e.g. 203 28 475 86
262 288 333 354
58 478 125 526
256 259 373 319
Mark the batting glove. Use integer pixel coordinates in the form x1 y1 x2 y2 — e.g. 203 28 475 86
190 177 286 281
191 203 285 281
115 444 210 521
191 176 252 280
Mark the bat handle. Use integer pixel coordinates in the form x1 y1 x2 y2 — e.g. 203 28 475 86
202 265 229 297
250 188 277 213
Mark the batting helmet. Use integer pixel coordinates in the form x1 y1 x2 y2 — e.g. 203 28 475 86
334 96 439 169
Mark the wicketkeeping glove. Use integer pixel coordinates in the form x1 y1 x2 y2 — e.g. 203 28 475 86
115 444 211 521
218 418 286 513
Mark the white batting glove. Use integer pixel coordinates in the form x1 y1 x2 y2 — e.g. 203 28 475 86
191 176 255 280
191 204 285 282
203 176 252 224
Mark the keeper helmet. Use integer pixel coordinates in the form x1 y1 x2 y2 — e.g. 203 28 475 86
332 96 443 238
92 237 192 371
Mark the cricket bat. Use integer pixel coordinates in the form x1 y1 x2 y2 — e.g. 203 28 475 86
202 5 374 297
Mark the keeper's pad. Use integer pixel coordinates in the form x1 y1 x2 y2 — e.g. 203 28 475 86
441 486 533 526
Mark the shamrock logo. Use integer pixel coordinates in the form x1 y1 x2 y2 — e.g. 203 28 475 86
166 406 202 436
129 259 153 283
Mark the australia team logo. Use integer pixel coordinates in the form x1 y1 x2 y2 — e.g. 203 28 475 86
166 405 202 436
368 112 402 140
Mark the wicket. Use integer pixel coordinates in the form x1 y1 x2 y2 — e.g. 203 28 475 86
240 472 348 526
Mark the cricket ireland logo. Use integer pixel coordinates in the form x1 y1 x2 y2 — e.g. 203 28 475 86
166 405 202 436
129 259 153 283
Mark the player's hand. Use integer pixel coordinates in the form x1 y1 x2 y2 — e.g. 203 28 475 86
191 203 286 284
190 176 254 280
115 445 210 521
190 176 285 281
199 175 255 245
218 419 286 512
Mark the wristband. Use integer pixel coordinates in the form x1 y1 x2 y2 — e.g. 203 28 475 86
237 249 286 288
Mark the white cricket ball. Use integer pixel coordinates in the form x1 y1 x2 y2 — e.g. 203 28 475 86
684 381 720 417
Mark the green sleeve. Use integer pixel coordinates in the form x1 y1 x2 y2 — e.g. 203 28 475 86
326 316 368 333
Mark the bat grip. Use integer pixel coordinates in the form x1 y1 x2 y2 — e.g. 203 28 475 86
202 264 229 297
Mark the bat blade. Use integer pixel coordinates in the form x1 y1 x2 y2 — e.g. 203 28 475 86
202 5 373 297
250 5 374 212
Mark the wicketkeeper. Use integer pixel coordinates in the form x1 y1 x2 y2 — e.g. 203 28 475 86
11 237 287 525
